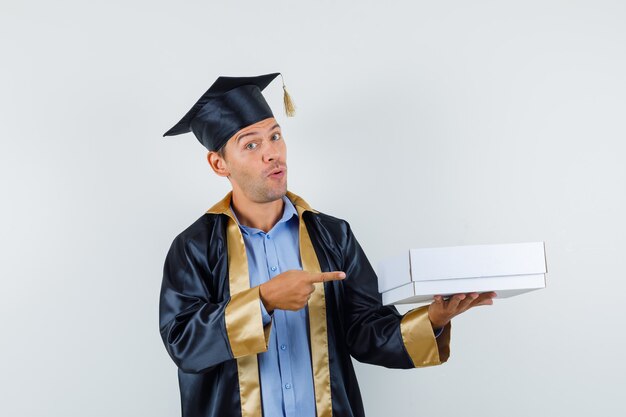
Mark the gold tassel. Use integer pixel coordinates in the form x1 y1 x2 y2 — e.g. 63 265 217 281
281 74 296 117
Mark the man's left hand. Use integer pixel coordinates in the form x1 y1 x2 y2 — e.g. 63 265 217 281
428 292 497 329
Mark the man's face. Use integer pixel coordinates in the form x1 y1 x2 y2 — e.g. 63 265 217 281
210 117 288 203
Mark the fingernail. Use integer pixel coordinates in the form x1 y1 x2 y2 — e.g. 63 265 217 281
338 272 346 278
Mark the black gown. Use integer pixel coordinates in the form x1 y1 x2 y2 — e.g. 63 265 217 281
159 191 451 417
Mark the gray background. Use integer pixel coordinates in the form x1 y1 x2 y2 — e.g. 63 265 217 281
2 1 625 416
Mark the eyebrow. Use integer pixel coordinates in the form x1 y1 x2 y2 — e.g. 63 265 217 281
236 123 281 143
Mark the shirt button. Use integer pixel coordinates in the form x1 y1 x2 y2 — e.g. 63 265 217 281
285 383 292 389
266 235 271 239
271 266 277 271
280 344 287 350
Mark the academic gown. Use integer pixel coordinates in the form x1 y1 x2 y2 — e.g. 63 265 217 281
159 191 451 417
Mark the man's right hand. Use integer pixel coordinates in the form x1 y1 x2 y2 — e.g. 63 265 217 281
258 270 346 312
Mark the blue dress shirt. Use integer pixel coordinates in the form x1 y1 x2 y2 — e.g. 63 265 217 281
231 196 316 417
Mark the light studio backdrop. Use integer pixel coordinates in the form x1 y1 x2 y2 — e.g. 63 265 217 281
1 1 624 416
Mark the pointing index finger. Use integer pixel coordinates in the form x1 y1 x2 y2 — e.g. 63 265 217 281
311 271 346 283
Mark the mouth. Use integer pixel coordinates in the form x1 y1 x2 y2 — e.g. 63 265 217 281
267 166 286 180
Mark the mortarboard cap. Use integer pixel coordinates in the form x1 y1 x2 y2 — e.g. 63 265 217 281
163 72 295 151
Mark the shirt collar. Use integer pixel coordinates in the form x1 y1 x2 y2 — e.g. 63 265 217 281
230 195 298 236
207 190 318 216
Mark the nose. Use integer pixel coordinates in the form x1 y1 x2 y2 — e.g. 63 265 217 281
262 140 281 164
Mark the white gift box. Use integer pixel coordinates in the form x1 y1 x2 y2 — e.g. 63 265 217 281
376 242 547 305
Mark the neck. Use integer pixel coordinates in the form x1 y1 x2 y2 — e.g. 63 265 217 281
230 189 285 233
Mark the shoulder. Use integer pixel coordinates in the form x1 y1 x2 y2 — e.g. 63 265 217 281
304 209 354 246
167 212 226 255
162 213 228 291
306 210 349 229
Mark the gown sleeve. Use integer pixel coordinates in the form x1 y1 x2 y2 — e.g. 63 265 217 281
159 234 271 374
339 221 451 369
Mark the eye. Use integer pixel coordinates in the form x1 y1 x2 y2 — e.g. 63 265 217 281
245 142 257 150
271 132 281 141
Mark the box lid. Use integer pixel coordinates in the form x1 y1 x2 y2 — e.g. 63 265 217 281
409 241 546 281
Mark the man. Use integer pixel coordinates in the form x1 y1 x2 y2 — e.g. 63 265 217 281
159 72 495 417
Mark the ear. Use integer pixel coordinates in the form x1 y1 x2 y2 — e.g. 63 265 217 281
207 151 230 177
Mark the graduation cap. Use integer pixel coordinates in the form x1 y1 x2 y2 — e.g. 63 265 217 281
163 72 296 151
